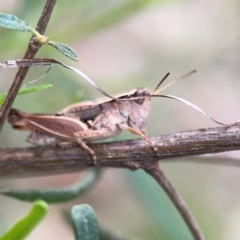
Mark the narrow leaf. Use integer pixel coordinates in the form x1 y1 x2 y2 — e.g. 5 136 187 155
48 41 78 61
63 210 138 240
0 84 53 105
0 169 102 203
0 12 31 32
18 84 53 95
0 201 48 240
71 204 99 240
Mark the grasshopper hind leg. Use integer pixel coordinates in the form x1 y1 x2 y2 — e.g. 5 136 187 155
74 138 97 165
28 131 97 164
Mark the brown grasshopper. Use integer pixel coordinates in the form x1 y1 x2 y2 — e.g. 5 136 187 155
8 70 224 164
8 87 155 164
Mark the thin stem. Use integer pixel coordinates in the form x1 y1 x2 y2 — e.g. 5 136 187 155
0 0 57 132
144 162 205 240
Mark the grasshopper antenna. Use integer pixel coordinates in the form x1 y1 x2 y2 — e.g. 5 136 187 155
128 70 225 126
152 72 170 95
149 70 225 126
0 58 117 101
154 70 197 95
150 94 226 126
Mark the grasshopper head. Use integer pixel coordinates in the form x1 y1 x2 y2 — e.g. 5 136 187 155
126 88 151 130
133 88 151 105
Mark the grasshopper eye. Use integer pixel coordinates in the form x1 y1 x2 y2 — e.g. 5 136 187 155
133 88 150 105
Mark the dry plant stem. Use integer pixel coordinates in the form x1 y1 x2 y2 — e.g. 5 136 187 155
145 162 205 240
1 123 240 178
0 0 57 132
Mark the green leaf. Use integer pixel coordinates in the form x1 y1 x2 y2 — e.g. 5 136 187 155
71 204 99 240
48 41 78 61
0 169 102 203
62 210 138 240
17 84 53 95
0 12 31 32
0 201 48 240
0 84 53 105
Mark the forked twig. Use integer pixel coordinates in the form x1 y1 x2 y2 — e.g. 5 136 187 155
2 124 240 239
0 0 57 132
144 162 205 240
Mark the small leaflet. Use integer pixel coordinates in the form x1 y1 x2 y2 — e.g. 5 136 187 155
0 13 78 61
48 41 78 62
0 12 31 32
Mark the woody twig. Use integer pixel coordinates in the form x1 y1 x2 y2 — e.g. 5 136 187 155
1 123 239 178
0 0 57 132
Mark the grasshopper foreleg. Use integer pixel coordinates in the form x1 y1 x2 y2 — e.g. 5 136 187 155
118 123 159 157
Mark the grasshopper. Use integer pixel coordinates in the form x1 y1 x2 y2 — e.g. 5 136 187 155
8 70 224 164
8 87 155 164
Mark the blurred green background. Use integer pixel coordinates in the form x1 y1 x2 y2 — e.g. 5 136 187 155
1 0 240 239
